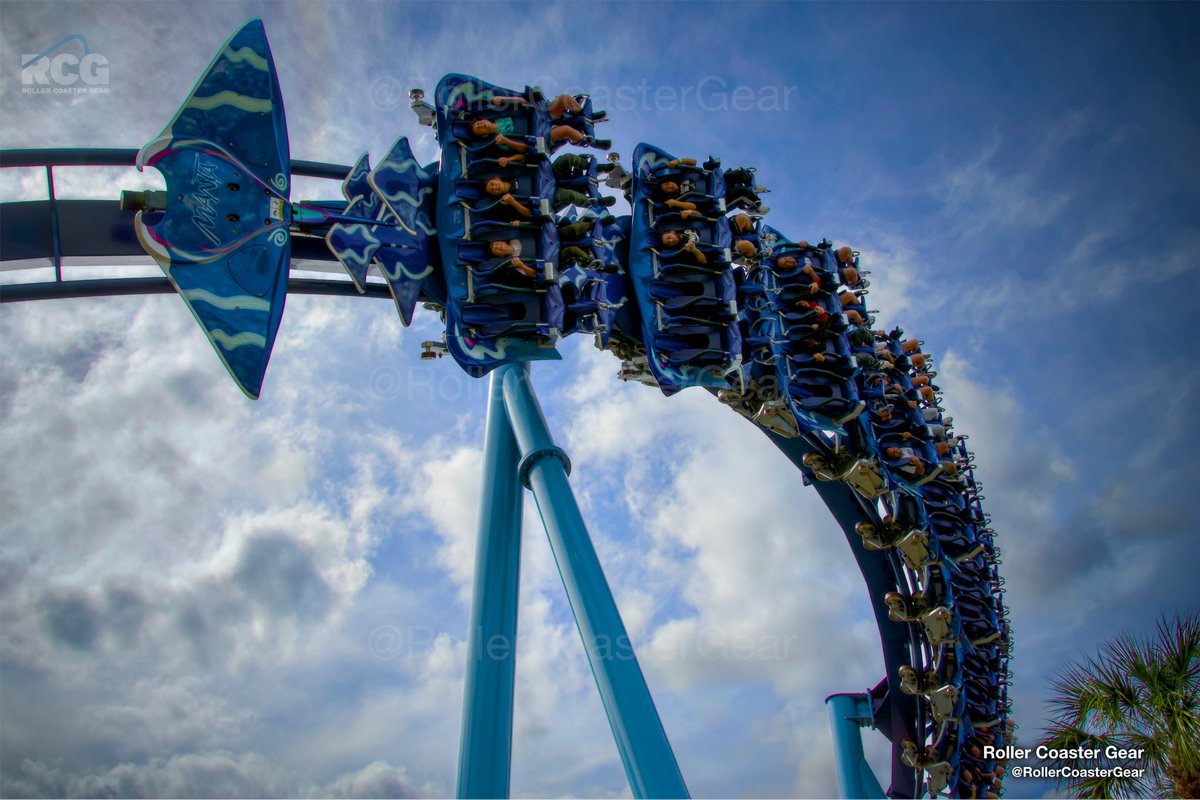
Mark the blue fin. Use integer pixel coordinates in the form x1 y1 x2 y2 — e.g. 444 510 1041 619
341 152 384 222
325 195 379 292
367 137 440 325
368 137 436 237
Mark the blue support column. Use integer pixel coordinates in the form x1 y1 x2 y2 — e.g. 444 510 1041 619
500 364 689 800
457 365 525 799
826 693 886 799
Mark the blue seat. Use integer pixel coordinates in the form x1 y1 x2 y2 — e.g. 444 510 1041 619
558 225 599 249
786 352 856 376
460 285 564 337
769 252 822 280
650 271 734 303
780 313 837 340
651 286 733 313
552 153 598 191
654 325 739 368
788 372 862 420
659 308 737 329
656 250 728 276
735 278 767 302
648 166 722 200
551 94 599 147
561 278 611 340
469 260 542 294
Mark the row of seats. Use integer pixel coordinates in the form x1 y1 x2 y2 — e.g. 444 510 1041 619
549 155 621 344
718 224 870 438
442 104 1016 796
937 439 1012 799
439 81 609 350
632 148 743 387
726 224 1013 797
775 243 866 427
850 336 1012 798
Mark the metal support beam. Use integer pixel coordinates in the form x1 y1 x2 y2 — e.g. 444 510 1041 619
826 693 886 799
45 166 62 281
0 147 352 178
0 277 392 303
457 365 525 799
500 364 689 800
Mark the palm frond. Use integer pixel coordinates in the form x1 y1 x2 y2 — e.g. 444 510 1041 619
1038 611 1200 800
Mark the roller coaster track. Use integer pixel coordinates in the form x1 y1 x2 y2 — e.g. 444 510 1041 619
0 21 1012 799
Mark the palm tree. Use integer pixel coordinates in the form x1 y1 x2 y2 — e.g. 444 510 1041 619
1038 612 1200 798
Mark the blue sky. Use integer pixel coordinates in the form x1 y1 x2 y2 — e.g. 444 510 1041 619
1 1 1198 797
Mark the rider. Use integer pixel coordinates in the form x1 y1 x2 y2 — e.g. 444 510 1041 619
774 254 821 294
482 239 537 278
659 229 708 266
470 117 586 150
730 213 759 260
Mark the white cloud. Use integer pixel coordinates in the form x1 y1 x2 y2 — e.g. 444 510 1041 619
409 445 484 598
0 752 420 799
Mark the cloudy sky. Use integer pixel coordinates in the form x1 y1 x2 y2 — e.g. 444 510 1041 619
1 1 1198 798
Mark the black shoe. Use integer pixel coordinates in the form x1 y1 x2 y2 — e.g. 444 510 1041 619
601 215 617 226
600 195 617 207
591 109 607 121
591 138 612 151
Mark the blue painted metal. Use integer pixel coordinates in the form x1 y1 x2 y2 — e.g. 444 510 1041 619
324 137 441 325
457 365 525 799
499 365 689 800
827 693 886 799
367 136 445 320
132 19 292 399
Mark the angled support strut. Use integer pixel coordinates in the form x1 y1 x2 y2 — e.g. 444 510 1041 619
457 368 525 798
499 363 689 799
